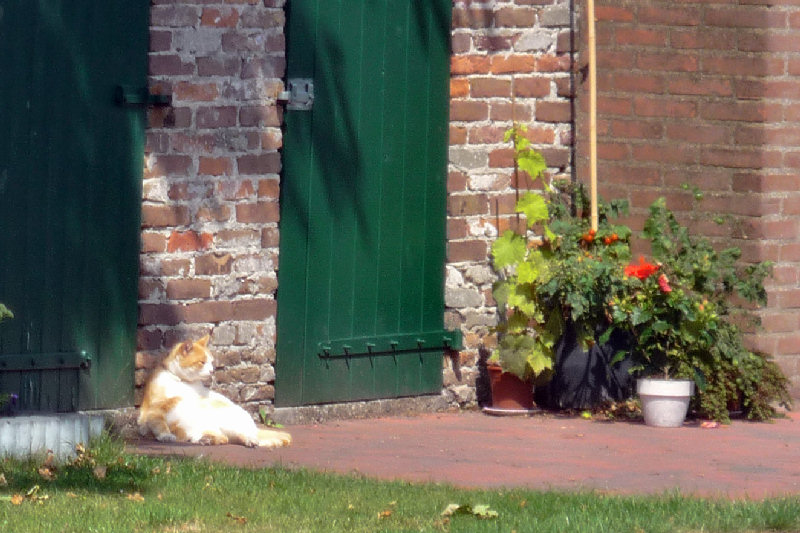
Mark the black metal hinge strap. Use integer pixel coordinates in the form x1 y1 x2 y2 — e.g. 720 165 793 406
318 330 463 359
0 351 91 372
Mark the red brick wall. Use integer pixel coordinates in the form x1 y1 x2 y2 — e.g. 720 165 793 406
137 0 799 412
138 0 576 411
139 0 286 411
445 0 574 403
575 0 800 394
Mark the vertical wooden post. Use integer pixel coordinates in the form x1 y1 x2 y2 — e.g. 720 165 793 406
587 0 598 231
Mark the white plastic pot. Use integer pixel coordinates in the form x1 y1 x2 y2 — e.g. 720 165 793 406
637 378 694 428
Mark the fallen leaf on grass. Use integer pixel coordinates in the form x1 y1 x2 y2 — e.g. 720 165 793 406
126 492 145 502
10 494 24 505
226 512 247 525
442 503 498 519
378 510 393 519
38 467 55 481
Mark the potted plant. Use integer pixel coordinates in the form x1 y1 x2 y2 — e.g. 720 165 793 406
608 196 790 425
489 125 634 411
488 127 791 422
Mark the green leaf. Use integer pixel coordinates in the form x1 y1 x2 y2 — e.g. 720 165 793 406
516 250 547 284
471 505 499 519
516 192 549 228
631 307 652 326
491 280 511 309
517 149 547 180
610 349 628 366
516 260 540 284
491 231 526 270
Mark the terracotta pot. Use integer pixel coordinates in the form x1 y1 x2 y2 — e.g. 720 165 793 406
487 364 534 410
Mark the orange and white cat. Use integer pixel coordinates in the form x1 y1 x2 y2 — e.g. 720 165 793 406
137 335 291 448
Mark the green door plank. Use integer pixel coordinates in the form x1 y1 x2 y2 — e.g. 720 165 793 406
277 0 455 406
0 1 147 411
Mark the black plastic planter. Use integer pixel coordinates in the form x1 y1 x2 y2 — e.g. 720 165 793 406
535 322 634 410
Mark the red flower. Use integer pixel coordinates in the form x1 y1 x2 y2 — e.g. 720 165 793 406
624 256 659 280
657 273 672 293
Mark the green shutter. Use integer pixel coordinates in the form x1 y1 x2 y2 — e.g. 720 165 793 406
0 1 148 411
276 0 458 406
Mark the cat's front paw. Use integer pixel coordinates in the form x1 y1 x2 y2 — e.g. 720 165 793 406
156 433 177 443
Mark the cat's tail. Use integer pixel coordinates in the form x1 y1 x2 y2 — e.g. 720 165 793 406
257 427 292 448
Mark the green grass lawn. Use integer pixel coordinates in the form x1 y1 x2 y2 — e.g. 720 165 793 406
1 435 799 533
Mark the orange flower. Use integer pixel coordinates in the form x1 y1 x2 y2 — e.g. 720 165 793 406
657 273 672 293
624 256 659 280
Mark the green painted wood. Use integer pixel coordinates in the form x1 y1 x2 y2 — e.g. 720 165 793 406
277 0 454 406
0 1 147 411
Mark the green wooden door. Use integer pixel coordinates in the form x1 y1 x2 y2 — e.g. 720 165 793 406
276 1 458 406
0 1 148 411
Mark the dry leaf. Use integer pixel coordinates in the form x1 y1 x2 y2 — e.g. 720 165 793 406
93 465 108 480
0 473 7 486
66 492 78 499
226 512 247 525
378 510 393 519
38 467 55 481
126 492 145 502
10 494 24 505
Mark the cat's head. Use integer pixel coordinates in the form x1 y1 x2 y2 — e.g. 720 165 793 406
164 335 213 382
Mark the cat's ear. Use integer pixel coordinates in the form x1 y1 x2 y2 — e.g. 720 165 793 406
197 335 210 347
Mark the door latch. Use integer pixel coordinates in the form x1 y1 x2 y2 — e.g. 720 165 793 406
278 78 314 111
114 85 171 107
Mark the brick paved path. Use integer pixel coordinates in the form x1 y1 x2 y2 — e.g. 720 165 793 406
128 410 800 499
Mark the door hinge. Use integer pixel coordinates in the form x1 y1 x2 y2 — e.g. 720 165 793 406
278 78 314 111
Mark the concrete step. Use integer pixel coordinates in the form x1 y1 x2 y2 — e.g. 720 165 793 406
0 414 105 460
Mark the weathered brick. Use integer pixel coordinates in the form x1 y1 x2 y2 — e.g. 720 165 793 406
447 240 489 263
174 82 219 101
236 202 280 223
196 253 234 275
450 100 489 121
201 7 240 27
257 179 280 199
166 279 212 300
240 106 281 127
149 54 195 76
141 232 168 253
141 205 191 228
197 106 237 128
199 157 233 176
241 57 285 79
450 55 491 75
447 194 489 216
237 153 281 175
167 230 213 252
197 56 241 76
151 5 200 27
470 77 512 98
535 100 571 123
490 55 536 74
